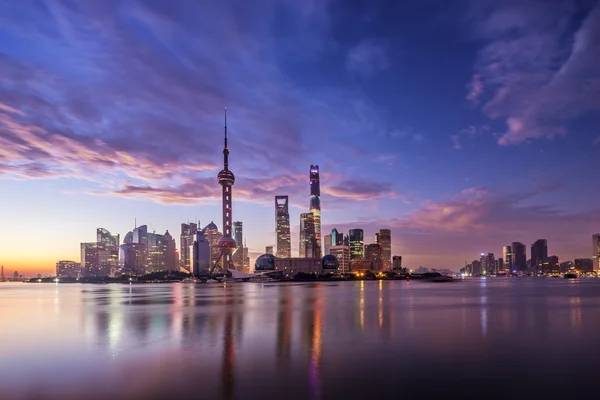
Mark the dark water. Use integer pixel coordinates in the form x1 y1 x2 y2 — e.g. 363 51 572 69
1 278 600 399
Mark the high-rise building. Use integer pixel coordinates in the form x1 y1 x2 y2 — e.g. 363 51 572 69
503 245 513 272
180 223 197 272
275 196 291 258
119 242 145 275
511 242 526 271
147 232 168 273
593 234 600 271
299 213 316 258
349 229 364 260
164 230 178 272
309 165 321 254
575 258 594 273
265 246 274 255
193 228 211 275
203 222 222 270
378 229 392 270
56 260 80 278
531 239 548 273
216 109 238 272
324 234 331 255
479 253 495 275
392 256 403 272
331 228 343 246
82 228 119 277
232 221 244 270
365 243 383 271
330 245 350 273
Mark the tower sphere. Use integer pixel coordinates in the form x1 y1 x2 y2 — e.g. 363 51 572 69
217 235 237 248
218 169 235 186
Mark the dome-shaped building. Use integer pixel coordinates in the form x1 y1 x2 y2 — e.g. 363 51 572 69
322 254 339 271
255 254 276 271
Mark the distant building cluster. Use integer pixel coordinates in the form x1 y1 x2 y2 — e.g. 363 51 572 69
460 236 600 276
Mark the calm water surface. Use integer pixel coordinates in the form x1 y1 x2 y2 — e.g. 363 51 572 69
1 278 600 399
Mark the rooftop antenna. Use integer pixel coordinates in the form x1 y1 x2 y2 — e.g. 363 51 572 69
134 217 137 229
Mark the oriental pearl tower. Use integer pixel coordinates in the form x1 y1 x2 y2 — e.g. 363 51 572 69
216 108 237 272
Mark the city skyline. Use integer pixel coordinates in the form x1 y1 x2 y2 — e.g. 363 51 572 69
2 1 600 274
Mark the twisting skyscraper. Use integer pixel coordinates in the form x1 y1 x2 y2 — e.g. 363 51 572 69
309 165 321 254
216 109 237 271
275 196 291 258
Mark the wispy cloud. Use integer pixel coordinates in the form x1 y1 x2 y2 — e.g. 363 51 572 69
346 39 390 77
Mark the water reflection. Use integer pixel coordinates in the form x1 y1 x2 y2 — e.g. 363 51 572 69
2 279 600 399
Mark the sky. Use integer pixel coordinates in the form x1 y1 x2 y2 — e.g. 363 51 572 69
1 0 600 275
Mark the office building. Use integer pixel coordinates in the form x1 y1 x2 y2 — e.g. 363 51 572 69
575 258 594 273
309 165 322 255
119 242 146 275
331 228 343 246
593 234 600 271
81 228 119 277
503 245 513 272
146 231 168 273
511 242 527 271
180 222 197 272
365 243 383 271
193 228 211 275
232 221 244 270
349 229 364 260
275 257 322 277
265 246 274 255
324 234 331 255
479 253 495 275
531 239 548 273
275 195 291 258
56 260 80 278
164 230 178 272
330 245 350 273
378 229 392 270
203 221 222 270
392 256 403 272
299 213 315 258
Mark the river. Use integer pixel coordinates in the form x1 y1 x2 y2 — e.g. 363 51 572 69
1 278 599 399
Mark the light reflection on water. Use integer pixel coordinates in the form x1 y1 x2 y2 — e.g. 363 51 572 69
1 278 600 399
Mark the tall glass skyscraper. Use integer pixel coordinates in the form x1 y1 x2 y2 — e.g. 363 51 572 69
275 196 291 258
512 242 526 271
180 222 197 272
309 165 321 255
349 229 364 260
503 245 513 272
378 229 391 270
299 213 315 258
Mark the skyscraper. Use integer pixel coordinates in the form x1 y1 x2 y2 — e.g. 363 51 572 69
503 245 513 272
275 195 291 258
378 229 392 270
180 223 197 272
309 165 321 254
216 109 237 272
324 234 331 256
330 245 350 273
81 228 119 277
265 246 274 255
349 229 364 260
299 212 315 258
203 222 222 269
511 242 526 271
365 243 383 271
331 228 343 246
531 239 548 274
164 230 178 272
232 221 244 269
56 261 80 278
593 234 600 271
480 253 495 275
193 228 211 275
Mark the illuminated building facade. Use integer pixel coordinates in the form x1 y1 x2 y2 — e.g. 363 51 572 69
378 229 391 270
331 228 343 246
56 260 80 278
216 109 237 272
309 165 321 255
232 221 244 270
575 258 593 272
349 229 364 260
479 252 495 275
180 222 197 272
503 245 513 272
82 228 119 277
511 242 526 271
203 222 222 270
119 242 145 275
275 195 291 258
164 230 178 272
324 234 331 255
275 257 321 277
300 212 317 258
593 234 600 271
329 245 350 273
